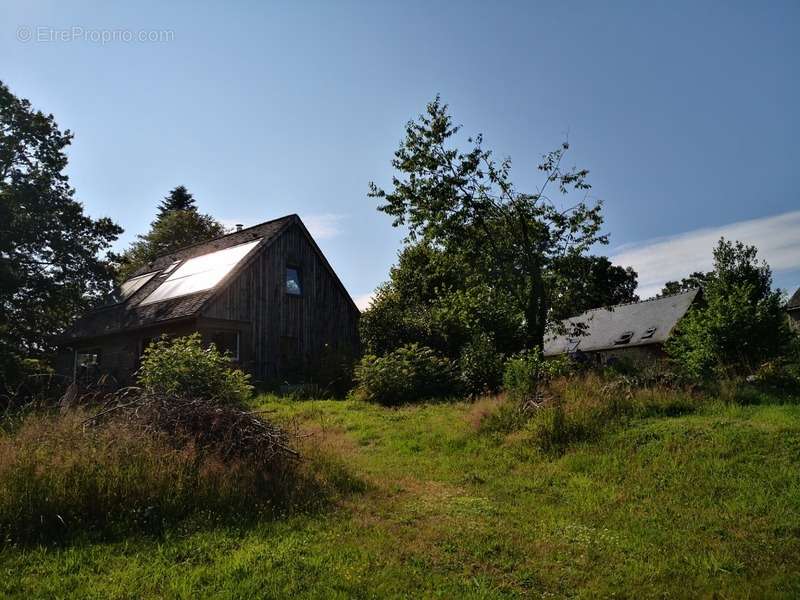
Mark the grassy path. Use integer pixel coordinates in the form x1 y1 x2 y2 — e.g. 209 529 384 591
2 397 800 598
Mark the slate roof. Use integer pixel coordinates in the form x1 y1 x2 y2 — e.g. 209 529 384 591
787 288 800 311
543 288 700 357
59 215 295 342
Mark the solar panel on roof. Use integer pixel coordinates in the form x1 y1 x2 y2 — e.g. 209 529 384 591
119 271 158 300
138 239 262 306
159 260 181 276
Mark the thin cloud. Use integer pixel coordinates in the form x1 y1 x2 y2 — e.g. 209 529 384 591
611 210 800 299
302 213 346 240
353 291 376 312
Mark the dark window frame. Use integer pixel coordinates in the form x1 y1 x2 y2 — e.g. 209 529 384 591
286 266 302 296
77 349 101 367
211 329 240 362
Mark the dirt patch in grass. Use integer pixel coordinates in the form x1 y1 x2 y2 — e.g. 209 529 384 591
464 394 509 430
299 421 361 457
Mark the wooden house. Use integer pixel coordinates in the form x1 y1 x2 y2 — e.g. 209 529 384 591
56 215 360 386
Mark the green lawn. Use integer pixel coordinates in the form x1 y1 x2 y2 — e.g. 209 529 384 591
3 395 800 598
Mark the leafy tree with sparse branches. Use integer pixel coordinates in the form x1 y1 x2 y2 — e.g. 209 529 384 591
369 96 607 350
0 81 122 386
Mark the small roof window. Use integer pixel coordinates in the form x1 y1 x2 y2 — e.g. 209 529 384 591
119 271 158 300
614 331 634 345
641 326 657 339
160 260 181 277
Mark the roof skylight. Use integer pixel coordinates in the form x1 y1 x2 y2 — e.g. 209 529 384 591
138 239 262 306
640 326 657 339
613 331 634 345
160 260 181 276
119 271 158 301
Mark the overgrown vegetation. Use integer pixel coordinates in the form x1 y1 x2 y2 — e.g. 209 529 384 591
502 349 570 404
483 373 700 452
137 333 253 403
4 390 799 597
354 343 458 405
0 336 359 545
666 238 794 379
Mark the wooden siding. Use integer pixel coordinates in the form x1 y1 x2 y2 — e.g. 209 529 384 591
56 319 199 385
203 222 360 382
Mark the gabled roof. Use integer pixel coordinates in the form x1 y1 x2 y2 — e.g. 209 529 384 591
787 287 800 311
543 288 700 357
60 215 296 342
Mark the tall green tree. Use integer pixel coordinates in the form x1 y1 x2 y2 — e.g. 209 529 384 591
0 81 122 382
548 255 638 320
658 271 710 297
157 185 196 216
369 96 607 349
360 243 523 358
116 187 227 282
666 238 791 378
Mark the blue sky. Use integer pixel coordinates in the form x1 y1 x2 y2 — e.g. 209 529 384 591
2 1 799 305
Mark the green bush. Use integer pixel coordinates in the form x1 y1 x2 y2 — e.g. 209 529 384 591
137 333 253 403
458 333 504 396
354 343 459 405
502 349 570 403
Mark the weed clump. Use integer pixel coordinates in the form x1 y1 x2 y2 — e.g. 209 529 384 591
482 373 700 453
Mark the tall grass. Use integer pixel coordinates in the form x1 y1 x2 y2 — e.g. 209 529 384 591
481 373 700 452
0 409 358 545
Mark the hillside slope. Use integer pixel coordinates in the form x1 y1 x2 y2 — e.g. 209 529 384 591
2 396 799 598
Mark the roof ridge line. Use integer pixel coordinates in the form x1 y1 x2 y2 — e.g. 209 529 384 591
144 214 297 264
613 287 700 309
566 287 701 320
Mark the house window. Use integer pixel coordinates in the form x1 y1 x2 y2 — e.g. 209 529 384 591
286 267 302 296
212 330 240 361
77 350 101 367
566 337 580 353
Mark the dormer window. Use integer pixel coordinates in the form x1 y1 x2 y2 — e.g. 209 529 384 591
614 331 634 345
